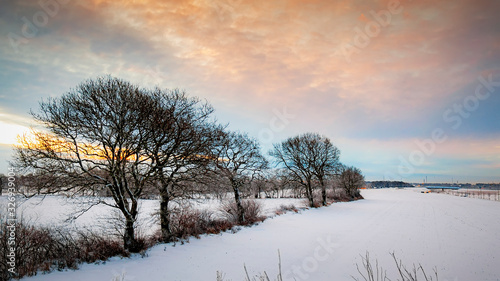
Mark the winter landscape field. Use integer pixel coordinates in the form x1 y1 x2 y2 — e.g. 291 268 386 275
10 188 500 281
2 1 500 281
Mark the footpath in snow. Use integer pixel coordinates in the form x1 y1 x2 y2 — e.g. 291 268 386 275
20 189 500 281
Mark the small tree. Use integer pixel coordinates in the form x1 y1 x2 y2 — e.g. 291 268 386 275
212 131 268 224
270 133 341 207
13 76 154 252
338 166 365 199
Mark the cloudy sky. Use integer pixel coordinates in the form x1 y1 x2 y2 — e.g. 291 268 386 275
1 0 499 183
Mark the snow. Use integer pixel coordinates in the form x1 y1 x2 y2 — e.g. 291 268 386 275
15 189 500 281
7 195 308 237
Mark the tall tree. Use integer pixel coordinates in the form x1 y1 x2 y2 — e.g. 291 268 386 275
270 134 315 207
270 133 341 207
13 76 154 252
310 136 341 205
212 131 268 224
140 89 223 242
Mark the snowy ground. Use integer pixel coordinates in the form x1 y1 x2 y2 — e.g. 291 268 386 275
15 189 500 281
7 195 308 237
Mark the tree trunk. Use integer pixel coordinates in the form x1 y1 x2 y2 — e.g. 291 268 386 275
320 178 327 206
160 193 172 242
123 217 141 252
232 181 245 224
254 184 261 199
306 184 314 208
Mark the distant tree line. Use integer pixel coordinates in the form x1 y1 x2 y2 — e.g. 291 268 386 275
11 76 365 252
470 183 500 190
368 181 413 188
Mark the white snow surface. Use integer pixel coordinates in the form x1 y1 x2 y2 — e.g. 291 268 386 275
16 189 500 281
7 195 307 237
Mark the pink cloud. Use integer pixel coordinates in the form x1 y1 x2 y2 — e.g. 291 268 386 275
2 0 499 180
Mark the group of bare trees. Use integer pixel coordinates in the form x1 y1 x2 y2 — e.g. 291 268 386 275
12 76 364 252
270 133 343 207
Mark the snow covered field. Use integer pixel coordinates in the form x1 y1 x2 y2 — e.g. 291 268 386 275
17 189 500 281
9 195 308 237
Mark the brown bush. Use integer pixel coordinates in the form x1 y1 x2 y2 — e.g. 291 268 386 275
0 220 128 280
170 207 202 239
275 204 299 215
326 188 352 202
170 208 236 240
220 199 264 225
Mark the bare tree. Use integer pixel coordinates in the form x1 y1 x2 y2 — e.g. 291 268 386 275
270 137 315 207
270 133 341 207
338 165 365 199
13 76 155 252
310 136 341 205
139 89 223 242
212 131 268 224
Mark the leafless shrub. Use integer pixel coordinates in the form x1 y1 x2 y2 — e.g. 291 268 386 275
0 219 128 280
275 204 298 215
312 197 325 208
327 188 351 202
390 252 438 281
170 207 203 240
352 252 389 281
220 200 264 225
169 207 236 241
72 229 129 262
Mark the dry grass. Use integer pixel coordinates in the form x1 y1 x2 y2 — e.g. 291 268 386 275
352 252 438 281
217 250 284 281
217 251 438 281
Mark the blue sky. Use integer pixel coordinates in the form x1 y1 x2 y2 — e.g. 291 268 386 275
1 0 499 183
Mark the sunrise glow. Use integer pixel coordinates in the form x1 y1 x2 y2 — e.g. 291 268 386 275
1 0 499 182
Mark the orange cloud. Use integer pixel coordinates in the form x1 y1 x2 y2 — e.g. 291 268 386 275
359 13 368 22
5 0 500 147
